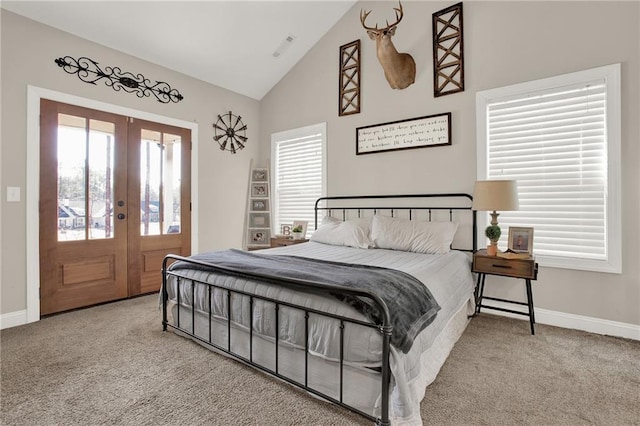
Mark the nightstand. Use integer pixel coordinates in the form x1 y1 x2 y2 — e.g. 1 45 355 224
270 237 309 248
472 249 539 334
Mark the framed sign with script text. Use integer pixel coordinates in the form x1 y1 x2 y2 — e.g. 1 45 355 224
356 112 451 155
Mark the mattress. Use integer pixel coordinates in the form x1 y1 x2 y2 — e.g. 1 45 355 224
164 241 475 424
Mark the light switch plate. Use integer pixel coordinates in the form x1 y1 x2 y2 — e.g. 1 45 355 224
7 186 21 202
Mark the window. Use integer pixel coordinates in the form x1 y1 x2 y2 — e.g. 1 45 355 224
271 123 326 238
476 64 621 273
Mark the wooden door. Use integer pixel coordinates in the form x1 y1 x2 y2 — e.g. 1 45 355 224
39 101 191 315
39 100 129 315
126 118 191 296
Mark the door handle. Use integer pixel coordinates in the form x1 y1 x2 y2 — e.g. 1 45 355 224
117 213 126 220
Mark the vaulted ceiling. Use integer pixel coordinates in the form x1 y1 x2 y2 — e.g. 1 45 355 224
2 1 357 100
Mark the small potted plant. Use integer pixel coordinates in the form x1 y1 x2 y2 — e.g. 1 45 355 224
291 225 304 240
485 225 501 256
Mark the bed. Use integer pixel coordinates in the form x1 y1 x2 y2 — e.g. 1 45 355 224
161 193 477 425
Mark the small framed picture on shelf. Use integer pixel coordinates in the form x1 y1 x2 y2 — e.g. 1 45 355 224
508 227 534 254
249 213 270 228
291 220 308 238
251 183 268 198
248 229 270 245
251 199 269 212
252 168 268 182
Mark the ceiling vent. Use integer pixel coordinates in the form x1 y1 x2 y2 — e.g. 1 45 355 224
273 35 296 58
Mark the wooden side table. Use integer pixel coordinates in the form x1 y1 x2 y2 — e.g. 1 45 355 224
472 249 539 334
270 237 309 248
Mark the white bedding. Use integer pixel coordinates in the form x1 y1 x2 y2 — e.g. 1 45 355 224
165 241 475 424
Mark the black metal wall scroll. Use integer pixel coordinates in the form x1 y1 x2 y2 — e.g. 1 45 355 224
339 40 361 116
432 3 464 97
356 112 452 155
54 56 184 104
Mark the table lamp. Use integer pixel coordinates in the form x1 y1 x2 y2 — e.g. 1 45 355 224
472 180 519 256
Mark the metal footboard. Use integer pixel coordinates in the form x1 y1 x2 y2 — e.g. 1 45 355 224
162 254 393 425
162 193 477 424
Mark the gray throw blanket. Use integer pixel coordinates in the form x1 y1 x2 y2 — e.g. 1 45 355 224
169 249 441 353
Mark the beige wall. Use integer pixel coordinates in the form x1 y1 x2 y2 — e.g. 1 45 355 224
2 2 639 328
0 11 260 315
259 1 640 326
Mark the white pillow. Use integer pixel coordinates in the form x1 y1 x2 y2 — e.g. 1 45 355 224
371 215 458 255
310 216 373 249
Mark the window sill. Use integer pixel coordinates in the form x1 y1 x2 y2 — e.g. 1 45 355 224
535 254 621 274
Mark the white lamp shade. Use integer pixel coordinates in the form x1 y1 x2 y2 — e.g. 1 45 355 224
472 180 519 211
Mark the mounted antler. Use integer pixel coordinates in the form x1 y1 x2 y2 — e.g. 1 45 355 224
359 9 378 32
360 2 404 33
360 1 415 90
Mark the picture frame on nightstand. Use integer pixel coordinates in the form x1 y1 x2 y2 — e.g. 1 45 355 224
508 227 534 254
292 220 308 236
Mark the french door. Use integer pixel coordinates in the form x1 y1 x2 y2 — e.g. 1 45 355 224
39 100 191 315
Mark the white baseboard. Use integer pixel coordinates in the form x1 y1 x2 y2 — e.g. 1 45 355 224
480 300 640 341
0 310 28 330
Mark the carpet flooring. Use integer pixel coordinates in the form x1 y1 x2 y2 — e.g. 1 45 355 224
1 295 638 425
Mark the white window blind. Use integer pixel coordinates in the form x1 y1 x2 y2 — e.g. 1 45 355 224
477 64 621 273
271 123 326 238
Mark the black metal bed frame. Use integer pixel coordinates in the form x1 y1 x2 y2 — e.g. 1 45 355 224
162 193 476 425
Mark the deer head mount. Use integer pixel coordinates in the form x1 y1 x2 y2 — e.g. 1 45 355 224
360 1 416 90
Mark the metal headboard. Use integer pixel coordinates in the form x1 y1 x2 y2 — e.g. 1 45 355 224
314 193 477 252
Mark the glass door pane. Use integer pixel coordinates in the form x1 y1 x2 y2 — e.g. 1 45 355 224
140 130 182 236
57 114 87 241
57 114 115 241
163 133 181 234
88 119 116 239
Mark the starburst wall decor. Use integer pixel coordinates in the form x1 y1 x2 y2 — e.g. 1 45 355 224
213 111 247 154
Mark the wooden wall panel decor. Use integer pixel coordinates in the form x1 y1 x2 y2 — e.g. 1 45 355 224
339 40 361 116
432 2 464 97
